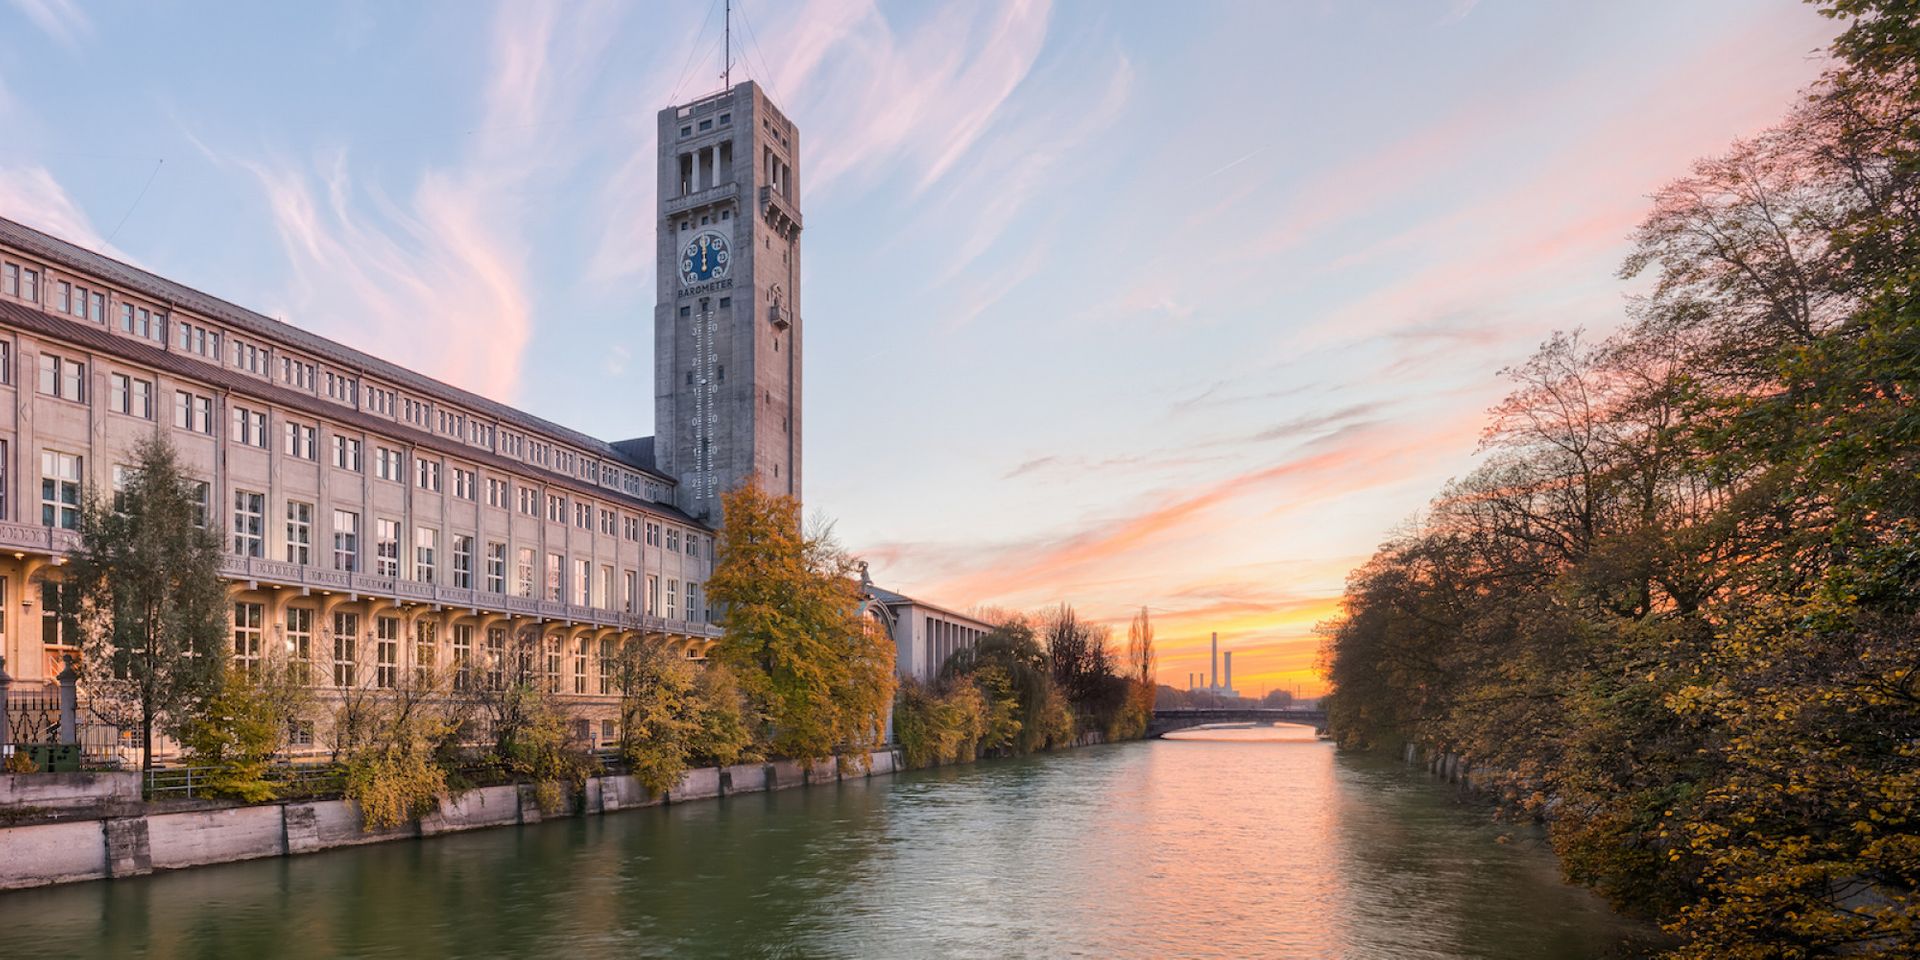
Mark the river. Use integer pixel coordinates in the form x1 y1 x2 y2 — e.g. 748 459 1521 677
0 726 1652 958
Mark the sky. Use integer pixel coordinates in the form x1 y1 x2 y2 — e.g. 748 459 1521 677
0 0 1843 697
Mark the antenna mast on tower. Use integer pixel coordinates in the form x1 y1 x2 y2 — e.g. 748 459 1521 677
723 0 732 88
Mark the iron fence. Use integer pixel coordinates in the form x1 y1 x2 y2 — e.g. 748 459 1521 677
5 690 139 769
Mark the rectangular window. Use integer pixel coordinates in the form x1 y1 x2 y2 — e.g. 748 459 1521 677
688 582 703 623
333 612 359 687
188 480 210 528
452 624 473 692
546 552 563 603
333 510 359 572
667 528 680 552
414 527 437 583
231 407 267 448
517 547 535 598
485 542 506 593
574 558 591 606
575 502 591 529
598 638 614 695
109 373 153 418
599 509 615 536
546 494 564 523
21 267 37 302
376 518 400 577
287 606 314 686
416 458 441 492
283 422 317 460
485 627 505 691
451 534 472 589
414 619 436 686
375 447 402 481
286 500 313 564
41 581 69 649
0 340 10 386
624 570 636 613
667 579 678 620
173 391 213 433
486 478 508 508
375 616 399 689
452 467 475 500
232 490 265 556
331 435 362 471
573 638 588 694
600 565 614 612
36 353 85 402
233 602 264 677
40 451 81 529
646 574 659 617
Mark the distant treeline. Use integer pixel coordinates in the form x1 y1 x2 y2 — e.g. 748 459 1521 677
893 606 1155 768
1320 2 1920 956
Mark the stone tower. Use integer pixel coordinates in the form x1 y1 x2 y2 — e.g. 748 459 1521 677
655 81 802 522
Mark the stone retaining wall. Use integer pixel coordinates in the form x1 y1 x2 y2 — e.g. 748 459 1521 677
0 749 905 892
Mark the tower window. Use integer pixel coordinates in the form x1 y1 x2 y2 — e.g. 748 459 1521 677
718 365 725 382
719 113 731 124
680 125 692 137
720 210 730 220
687 371 693 385
699 119 712 131
679 306 691 317
718 297 731 308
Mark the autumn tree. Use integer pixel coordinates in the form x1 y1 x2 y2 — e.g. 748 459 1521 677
706 485 894 765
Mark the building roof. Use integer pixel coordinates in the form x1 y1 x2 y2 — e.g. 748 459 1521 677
0 297 710 529
866 584 995 629
0 215 676 486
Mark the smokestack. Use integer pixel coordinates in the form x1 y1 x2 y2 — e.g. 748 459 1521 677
1224 652 1233 696
1210 632 1218 690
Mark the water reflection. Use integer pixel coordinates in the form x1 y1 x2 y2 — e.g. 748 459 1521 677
0 739 1649 958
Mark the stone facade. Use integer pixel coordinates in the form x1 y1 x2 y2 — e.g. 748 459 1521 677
0 209 723 758
655 81 803 523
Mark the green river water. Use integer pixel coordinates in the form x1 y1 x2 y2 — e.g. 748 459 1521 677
0 726 1654 958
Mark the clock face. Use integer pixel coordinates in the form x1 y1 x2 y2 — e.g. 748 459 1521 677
680 231 731 286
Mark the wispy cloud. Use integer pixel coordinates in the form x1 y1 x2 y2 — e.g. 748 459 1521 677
220 2 624 402
0 165 111 253
7 0 89 49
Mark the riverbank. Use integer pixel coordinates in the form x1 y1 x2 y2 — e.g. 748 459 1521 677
0 751 900 892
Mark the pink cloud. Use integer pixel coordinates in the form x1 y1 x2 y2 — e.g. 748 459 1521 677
234 3 628 402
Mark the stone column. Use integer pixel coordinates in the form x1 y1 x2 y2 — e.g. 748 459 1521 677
57 655 78 745
0 654 12 747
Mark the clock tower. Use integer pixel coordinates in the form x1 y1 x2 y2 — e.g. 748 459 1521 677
655 81 802 522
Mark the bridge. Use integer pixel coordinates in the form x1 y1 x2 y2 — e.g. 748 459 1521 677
1147 707 1328 738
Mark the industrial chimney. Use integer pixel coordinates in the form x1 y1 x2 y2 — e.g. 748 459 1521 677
1224 651 1233 698
1210 632 1219 691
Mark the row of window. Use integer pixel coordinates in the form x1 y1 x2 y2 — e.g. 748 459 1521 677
2 254 658 496
233 496 700 615
234 602 677 694
30 447 704 621
30 352 702 552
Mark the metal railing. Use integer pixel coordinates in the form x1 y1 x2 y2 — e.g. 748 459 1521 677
145 763 344 801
